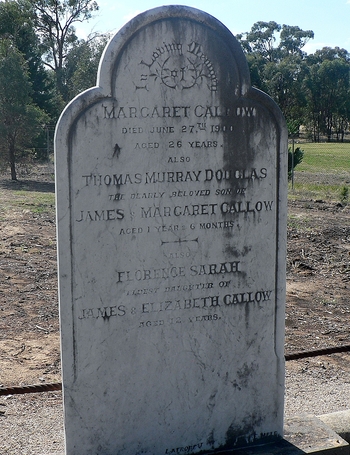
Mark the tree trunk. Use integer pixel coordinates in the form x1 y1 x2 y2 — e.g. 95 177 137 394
9 141 17 180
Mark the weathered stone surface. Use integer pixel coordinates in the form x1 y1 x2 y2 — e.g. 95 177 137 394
55 6 287 455
284 415 349 454
319 410 350 444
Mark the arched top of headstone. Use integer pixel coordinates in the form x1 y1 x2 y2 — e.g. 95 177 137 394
57 5 285 144
97 5 251 97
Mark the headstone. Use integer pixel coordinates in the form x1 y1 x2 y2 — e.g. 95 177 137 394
55 6 287 455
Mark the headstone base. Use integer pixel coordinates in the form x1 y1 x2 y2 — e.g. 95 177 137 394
319 410 350 443
284 415 349 454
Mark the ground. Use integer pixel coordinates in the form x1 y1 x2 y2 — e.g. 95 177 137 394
0 169 350 388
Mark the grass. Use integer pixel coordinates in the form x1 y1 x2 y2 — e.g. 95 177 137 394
288 182 346 201
290 142 350 201
13 190 55 214
295 142 350 173
287 213 312 230
0 188 55 218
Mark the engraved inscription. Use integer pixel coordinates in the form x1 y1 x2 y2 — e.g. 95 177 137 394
165 443 204 454
102 104 256 119
76 94 275 331
81 168 267 187
139 42 218 91
77 288 272 323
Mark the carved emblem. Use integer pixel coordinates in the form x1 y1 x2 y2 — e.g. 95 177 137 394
138 42 218 92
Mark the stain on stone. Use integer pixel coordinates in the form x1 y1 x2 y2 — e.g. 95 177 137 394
206 429 215 449
113 143 121 158
224 415 263 449
237 362 258 388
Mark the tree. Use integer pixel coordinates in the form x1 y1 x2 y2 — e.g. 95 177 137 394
30 0 99 100
278 25 314 58
237 21 281 63
0 0 53 114
237 22 314 130
263 55 308 129
64 33 109 100
333 94 350 142
237 21 281 93
288 146 304 179
0 40 48 180
309 46 350 63
304 48 350 141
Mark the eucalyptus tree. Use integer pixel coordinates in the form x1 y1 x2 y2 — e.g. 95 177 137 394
236 21 314 130
237 21 281 63
30 0 99 100
64 33 109 100
263 55 308 129
278 25 314 58
236 21 281 91
0 40 48 179
304 47 350 141
0 0 52 113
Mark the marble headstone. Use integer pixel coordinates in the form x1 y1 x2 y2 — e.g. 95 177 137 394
55 6 287 455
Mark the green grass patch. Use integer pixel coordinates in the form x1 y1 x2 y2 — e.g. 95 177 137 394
295 142 350 173
11 190 55 215
289 142 350 201
288 181 344 201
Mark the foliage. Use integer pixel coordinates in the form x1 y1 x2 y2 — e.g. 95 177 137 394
0 0 54 114
264 55 307 128
0 39 48 180
288 146 304 179
64 34 109 99
278 25 314 58
0 0 99 178
237 22 350 142
237 21 313 130
30 0 99 100
304 49 350 142
339 186 349 204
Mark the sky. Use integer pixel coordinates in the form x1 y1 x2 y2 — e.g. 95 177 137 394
76 0 350 54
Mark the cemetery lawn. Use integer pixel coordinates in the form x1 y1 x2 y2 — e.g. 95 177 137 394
296 142 350 173
289 142 350 201
0 167 350 387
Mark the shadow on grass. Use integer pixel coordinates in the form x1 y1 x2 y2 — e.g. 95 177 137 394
0 179 55 193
